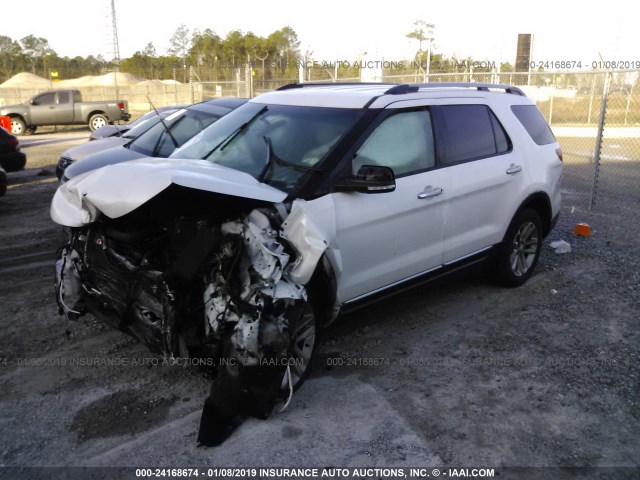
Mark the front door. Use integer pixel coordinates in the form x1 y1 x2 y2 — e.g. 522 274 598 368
329 108 449 303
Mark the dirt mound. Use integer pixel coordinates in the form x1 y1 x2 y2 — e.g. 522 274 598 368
137 79 166 86
56 72 146 88
0 72 52 88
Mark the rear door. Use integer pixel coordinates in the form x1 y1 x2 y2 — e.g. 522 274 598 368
52 91 75 123
433 103 530 263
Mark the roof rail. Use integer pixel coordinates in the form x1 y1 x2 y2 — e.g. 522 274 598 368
277 82 398 91
385 82 526 96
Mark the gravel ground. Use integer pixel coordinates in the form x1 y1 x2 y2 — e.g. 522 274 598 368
0 132 638 478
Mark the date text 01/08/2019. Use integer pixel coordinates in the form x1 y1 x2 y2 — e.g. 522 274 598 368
529 60 640 69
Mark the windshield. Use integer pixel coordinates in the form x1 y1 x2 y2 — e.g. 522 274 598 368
127 108 222 157
171 102 363 193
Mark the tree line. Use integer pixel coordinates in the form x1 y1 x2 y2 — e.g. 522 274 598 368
0 26 303 84
1 24 516 85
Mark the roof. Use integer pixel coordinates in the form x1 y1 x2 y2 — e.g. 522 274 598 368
251 82 531 109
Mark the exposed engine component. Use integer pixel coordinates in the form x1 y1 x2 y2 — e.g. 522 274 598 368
54 202 323 446
204 209 306 366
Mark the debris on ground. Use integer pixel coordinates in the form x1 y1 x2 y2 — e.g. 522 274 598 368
550 240 572 254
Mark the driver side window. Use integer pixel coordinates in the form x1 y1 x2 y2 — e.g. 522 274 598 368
35 93 56 106
353 110 435 177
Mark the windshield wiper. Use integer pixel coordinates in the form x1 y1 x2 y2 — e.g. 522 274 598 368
147 95 179 149
258 136 323 182
204 106 268 159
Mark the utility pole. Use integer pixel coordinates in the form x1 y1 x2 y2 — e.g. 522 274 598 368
110 0 121 99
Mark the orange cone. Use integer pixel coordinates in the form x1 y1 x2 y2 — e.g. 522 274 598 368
574 223 591 237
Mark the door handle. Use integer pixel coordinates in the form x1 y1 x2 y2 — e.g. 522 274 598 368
506 163 522 175
417 186 443 199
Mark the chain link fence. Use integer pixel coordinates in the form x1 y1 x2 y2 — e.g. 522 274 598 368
1 68 637 225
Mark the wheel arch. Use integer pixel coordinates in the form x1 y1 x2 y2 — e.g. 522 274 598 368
8 113 28 126
512 191 553 238
307 254 339 328
87 110 109 123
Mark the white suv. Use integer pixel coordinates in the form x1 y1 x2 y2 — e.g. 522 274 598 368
52 83 562 443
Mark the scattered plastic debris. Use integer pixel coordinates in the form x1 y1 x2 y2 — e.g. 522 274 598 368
551 289 558 295
574 223 592 237
549 240 572 254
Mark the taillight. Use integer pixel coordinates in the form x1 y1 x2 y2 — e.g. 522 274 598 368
9 137 18 148
556 147 563 161
118 102 125 110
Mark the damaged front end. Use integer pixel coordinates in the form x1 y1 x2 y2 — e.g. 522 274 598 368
53 177 327 445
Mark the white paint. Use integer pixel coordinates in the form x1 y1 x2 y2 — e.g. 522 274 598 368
50 157 287 227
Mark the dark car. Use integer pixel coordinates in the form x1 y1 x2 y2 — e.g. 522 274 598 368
0 166 6 197
62 97 247 182
56 108 182 179
0 126 27 172
89 105 186 141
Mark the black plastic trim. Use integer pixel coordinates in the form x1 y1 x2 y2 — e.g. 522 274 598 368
339 247 495 314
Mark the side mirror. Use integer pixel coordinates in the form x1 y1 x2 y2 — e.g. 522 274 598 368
333 165 396 194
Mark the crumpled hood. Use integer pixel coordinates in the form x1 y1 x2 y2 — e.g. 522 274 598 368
51 158 288 227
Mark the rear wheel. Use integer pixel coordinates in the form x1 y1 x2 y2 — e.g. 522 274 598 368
89 114 109 132
494 209 542 287
10 117 26 136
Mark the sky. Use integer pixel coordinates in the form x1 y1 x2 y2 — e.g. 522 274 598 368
2 0 637 69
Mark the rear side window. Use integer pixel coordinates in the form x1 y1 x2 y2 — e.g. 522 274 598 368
511 105 556 145
439 105 511 165
57 91 70 104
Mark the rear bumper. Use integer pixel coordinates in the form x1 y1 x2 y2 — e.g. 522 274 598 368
0 150 26 172
120 113 131 121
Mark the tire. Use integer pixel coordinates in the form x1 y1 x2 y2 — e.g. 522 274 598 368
494 209 543 287
10 117 26 136
282 297 318 392
88 114 109 132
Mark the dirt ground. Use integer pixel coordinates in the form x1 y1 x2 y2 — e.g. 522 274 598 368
0 131 639 477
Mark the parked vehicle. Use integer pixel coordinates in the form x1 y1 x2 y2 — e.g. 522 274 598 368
51 83 562 445
60 98 247 182
0 89 130 135
0 125 26 172
89 105 185 141
0 166 6 197
56 107 181 179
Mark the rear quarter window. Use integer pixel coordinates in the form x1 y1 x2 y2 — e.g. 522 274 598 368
439 105 511 165
511 105 556 145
